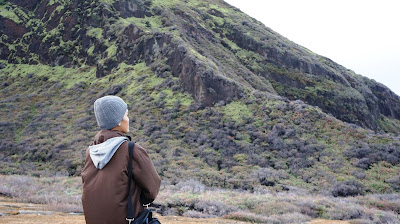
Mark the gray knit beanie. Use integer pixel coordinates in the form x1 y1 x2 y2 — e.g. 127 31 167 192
94 95 128 130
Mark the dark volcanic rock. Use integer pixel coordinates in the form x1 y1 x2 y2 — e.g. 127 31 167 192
0 18 27 39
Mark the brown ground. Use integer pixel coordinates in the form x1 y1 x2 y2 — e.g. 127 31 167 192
0 196 350 224
309 220 350 224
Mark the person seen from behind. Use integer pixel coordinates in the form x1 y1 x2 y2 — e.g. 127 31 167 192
81 95 161 224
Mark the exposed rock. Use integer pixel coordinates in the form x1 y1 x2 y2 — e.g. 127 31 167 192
0 18 27 39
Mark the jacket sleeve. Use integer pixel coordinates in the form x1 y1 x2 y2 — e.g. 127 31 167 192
132 144 161 204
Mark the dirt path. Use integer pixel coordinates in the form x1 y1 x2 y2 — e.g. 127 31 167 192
0 196 350 224
0 214 253 224
309 220 350 224
0 213 249 224
0 215 351 224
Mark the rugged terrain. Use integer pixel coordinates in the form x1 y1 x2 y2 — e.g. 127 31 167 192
1 0 400 214
1 0 400 131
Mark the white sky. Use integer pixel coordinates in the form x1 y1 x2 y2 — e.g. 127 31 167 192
224 0 400 96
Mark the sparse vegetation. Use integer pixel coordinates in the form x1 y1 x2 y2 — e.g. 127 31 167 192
1 0 400 222
1 60 400 196
1 175 400 223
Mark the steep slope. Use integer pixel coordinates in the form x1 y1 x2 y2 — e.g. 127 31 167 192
1 0 400 132
0 0 399 194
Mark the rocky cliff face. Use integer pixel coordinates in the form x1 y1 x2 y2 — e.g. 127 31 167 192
1 0 400 132
1 0 244 107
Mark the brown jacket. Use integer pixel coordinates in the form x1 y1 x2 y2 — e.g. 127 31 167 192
81 130 161 224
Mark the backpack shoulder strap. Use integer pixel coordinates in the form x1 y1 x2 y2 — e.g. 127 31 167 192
126 142 135 222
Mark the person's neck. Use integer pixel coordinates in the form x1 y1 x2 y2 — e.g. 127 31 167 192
111 127 124 133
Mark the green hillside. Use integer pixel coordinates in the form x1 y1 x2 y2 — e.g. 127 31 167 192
1 0 400 198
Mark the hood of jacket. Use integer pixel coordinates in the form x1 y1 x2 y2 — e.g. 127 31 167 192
89 136 129 169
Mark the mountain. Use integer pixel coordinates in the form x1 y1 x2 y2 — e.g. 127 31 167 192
1 0 399 194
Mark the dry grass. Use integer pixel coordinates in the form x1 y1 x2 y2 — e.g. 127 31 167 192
1 175 400 223
0 175 82 213
0 197 247 224
0 215 253 224
0 197 351 224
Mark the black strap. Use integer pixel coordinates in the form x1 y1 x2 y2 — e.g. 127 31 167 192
127 142 135 221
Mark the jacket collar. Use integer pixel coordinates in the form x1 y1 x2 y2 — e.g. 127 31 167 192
93 130 131 145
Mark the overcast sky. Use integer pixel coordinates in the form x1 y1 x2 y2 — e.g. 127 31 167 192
224 0 400 96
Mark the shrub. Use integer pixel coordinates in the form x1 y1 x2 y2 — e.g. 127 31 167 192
386 175 400 191
345 143 400 169
175 180 205 193
325 204 364 220
345 146 373 159
194 200 236 216
253 201 301 216
267 212 312 224
355 158 372 169
252 167 288 187
352 170 367 180
224 211 269 223
0 175 83 213
295 200 319 218
332 180 364 197
183 210 213 218
374 211 400 224
349 219 374 224
366 197 400 214
73 116 94 129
